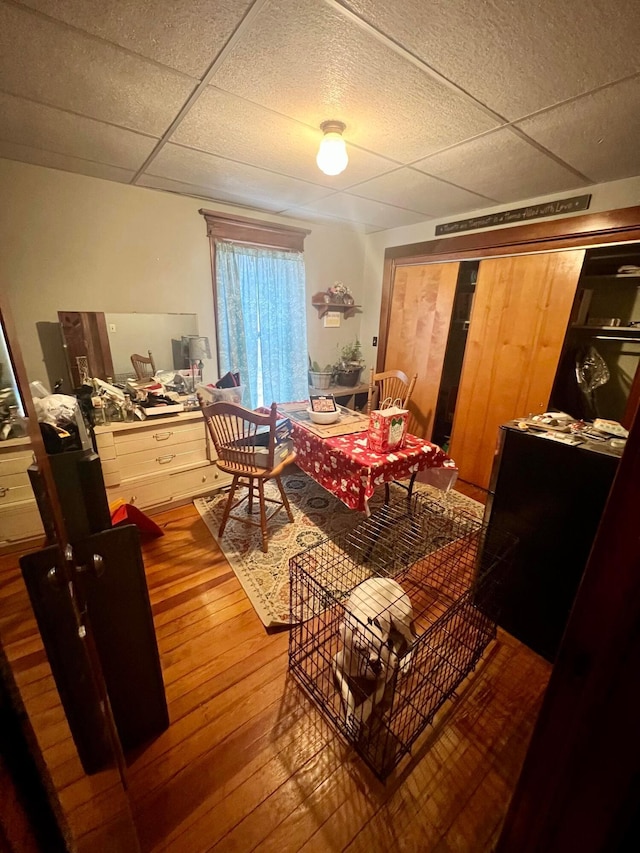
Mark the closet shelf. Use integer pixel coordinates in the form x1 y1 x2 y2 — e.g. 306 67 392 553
581 274 640 281
571 325 640 334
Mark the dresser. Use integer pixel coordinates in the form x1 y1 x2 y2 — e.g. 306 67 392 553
0 437 44 547
94 410 231 513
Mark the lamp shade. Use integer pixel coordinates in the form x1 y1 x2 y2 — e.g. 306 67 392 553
317 120 348 176
188 336 211 360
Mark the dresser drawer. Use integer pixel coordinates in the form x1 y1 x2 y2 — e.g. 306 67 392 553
0 499 44 545
167 464 231 500
106 476 173 512
117 440 207 480
0 448 35 477
113 421 205 457
0 476 36 505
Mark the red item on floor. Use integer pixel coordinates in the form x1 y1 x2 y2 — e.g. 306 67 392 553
110 501 164 538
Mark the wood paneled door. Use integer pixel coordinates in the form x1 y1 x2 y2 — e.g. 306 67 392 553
384 262 460 438
449 250 585 489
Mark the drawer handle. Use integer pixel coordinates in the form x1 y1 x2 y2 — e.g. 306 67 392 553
154 431 173 441
156 454 176 464
0 486 7 498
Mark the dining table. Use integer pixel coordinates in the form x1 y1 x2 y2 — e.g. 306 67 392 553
277 402 458 514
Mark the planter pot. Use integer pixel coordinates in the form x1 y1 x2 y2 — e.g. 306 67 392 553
336 367 363 387
309 370 333 390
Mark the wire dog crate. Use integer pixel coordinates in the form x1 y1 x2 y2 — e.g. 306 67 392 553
288 493 515 780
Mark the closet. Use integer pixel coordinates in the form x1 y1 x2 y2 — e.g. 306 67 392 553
383 251 584 489
550 243 640 428
377 206 640 491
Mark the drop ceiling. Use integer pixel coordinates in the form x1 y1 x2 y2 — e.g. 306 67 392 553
1 0 639 233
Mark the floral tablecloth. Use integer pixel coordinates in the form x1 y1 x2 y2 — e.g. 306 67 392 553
289 422 458 513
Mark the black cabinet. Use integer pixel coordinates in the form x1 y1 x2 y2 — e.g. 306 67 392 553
483 425 619 662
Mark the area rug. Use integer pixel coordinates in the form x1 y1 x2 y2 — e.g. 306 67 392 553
194 472 483 628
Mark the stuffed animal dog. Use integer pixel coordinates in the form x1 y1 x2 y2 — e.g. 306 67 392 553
333 577 416 733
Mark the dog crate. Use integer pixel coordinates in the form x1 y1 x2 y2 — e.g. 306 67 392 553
288 493 515 780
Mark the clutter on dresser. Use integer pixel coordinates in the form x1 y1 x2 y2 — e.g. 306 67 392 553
196 369 244 405
0 368 27 440
513 411 628 454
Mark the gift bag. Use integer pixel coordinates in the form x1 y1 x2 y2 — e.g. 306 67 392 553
368 397 409 453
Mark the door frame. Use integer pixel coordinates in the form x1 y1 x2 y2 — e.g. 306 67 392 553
378 204 640 371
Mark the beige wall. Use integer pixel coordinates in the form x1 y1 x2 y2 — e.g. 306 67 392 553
0 158 367 387
3 158 638 394
359 176 640 370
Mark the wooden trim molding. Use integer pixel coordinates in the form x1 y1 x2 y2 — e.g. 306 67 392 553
199 209 311 252
385 205 640 264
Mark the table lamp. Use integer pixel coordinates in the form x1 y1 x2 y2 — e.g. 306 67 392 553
188 336 211 391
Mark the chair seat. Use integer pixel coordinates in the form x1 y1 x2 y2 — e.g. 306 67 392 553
216 453 296 479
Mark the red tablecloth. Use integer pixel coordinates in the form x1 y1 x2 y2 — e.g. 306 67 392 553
290 422 458 512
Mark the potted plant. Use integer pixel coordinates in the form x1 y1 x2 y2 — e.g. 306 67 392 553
308 357 334 390
334 339 365 387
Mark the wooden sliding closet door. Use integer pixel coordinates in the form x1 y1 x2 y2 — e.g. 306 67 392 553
385 262 460 438
449 250 585 490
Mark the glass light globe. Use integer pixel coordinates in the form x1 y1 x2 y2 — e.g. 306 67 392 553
316 131 349 176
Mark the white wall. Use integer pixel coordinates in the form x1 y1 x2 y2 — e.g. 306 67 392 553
0 159 368 388
3 158 638 393
359 176 640 370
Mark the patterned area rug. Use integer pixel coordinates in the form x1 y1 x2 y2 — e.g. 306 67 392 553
194 471 483 628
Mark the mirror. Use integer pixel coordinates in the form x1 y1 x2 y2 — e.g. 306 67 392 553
1 297 141 849
104 312 198 378
43 311 199 390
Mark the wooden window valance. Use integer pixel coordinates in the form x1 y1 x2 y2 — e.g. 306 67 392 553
199 209 310 252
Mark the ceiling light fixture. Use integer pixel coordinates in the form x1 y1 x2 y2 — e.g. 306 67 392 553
316 120 348 176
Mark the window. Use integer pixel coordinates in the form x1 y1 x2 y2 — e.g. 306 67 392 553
201 210 310 408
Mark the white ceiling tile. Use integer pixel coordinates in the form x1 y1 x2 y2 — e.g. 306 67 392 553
17 0 254 78
517 77 640 184
0 92 158 170
279 205 373 231
341 0 640 118
0 3 195 135
413 128 589 203
136 174 286 213
296 193 429 230
210 0 499 162
171 87 398 187
144 144 334 209
349 167 493 216
0 141 134 183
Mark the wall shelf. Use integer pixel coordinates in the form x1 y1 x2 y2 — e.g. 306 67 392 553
311 293 362 319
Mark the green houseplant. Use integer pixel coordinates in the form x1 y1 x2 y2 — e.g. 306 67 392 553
334 339 365 387
308 357 334 390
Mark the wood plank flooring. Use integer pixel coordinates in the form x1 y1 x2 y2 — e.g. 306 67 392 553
1 493 551 852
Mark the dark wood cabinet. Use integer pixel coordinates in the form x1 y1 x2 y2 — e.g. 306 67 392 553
483 424 619 662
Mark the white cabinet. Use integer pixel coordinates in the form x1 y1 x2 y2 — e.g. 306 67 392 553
0 437 44 547
94 411 231 513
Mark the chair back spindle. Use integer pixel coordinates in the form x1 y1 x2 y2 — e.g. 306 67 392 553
367 368 417 415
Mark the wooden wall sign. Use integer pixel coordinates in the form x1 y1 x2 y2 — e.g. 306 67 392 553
435 194 592 236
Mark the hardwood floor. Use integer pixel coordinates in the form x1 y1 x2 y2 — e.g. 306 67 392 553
1 495 551 852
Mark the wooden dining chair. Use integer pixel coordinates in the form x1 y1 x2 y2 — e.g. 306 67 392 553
130 350 156 380
200 400 296 553
366 367 417 415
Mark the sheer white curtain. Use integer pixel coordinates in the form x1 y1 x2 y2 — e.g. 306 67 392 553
216 240 308 408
